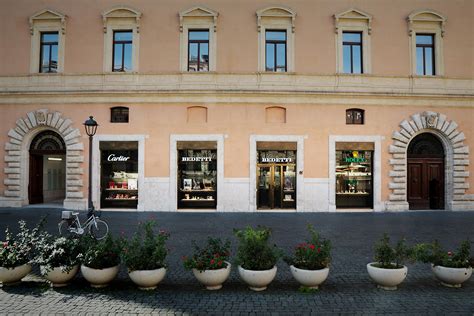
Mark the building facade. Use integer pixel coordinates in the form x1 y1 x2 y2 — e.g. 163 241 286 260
0 0 472 212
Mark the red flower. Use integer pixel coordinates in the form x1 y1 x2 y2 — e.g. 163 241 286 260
218 261 223 266
2 241 7 248
309 244 315 250
447 251 453 256
317 248 321 253
214 253 220 258
210 259 215 265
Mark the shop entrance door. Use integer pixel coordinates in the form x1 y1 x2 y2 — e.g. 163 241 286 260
29 154 44 204
257 164 296 209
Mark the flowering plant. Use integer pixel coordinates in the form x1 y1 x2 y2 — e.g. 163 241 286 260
234 226 281 271
35 235 82 274
182 237 231 272
121 221 170 271
284 225 331 270
372 234 413 269
413 239 471 268
81 234 121 269
0 219 47 268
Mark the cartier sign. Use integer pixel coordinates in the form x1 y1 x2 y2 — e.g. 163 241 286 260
182 157 212 162
261 157 293 163
107 154 130 162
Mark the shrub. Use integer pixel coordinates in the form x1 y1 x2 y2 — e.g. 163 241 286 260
183 237 231 272
81 234 121 269
36 235 82 274
413 239 471 269
0 219 47 268
372 234 412 269
234 226 281 271
284 225 331 270
121 221 170 271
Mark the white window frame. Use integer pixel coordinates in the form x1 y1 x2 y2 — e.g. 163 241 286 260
334 8 372 74
102 6 141 73
257 6 296 73
408 10 446 77
179 6 218 72
29 9 66 74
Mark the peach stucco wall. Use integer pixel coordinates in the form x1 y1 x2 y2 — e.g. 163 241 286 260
0 103 472 201
0 0 472 77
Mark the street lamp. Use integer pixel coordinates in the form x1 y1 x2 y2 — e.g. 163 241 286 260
84 116 98 214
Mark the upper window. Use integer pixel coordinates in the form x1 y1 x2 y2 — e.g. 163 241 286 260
416 34 435 75
111 107 129 123
102 6 141 73
29 9 66 74
39 32 59 73
342 32 363 74
113 31 133 72
257 6 296 72
334 9 372 74
188 30 209 72
346 109 364 125
179 6 218 72
408 10 446 76
265 31 287 72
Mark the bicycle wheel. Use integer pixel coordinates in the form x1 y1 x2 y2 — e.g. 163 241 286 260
89 219 109 240
58 220 75 238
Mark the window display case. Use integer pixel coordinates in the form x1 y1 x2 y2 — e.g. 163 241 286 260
336 150 373 208
177 149 217 209
100 141 139 209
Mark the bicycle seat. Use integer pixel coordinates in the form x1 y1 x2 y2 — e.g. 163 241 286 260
72 212 79 216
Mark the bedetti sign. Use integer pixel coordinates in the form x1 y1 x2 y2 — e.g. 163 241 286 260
261 157 293 163
182 157 213 162
107 154 130 162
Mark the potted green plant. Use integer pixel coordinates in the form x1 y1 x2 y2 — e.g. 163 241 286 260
80 234 121 288
414 239 472 288
234 226 281 291
36 234 82 287
0 219 46 285
121 221 170 290
183 237 231 290
285 225 331 290
367 234 412 290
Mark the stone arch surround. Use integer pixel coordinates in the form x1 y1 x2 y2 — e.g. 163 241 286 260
1 109 86 210
386 111 472 211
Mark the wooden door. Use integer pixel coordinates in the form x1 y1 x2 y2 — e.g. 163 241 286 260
29 154 43 204
408 158 444 210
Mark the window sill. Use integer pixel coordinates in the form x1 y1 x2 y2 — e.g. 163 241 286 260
410 74 445 79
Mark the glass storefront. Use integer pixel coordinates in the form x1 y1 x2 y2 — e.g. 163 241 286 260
257 150 296 209
177 144 217 209
335 149 373 208
100 141 139 209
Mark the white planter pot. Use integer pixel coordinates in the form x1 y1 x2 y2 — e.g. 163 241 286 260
367 263 407 290
81 265 120 288
128 268 167 290
290 265 329 289
431 265 472 288
238 265 277 291
42 265 79 287
192 262 231 290
0 264 32 285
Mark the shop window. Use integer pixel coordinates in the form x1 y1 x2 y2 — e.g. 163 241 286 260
177 144 217 209
110 107 129 123
187 106 207 123
265 106 286 123
346 108 364 125
408 10 446 76
334 9 372 74
29 9 66 73
257 6 295 72
179 6 218 72
100 141 139 209
102 6 141 72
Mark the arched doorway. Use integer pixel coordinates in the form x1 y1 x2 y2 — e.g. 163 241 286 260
29 130 66 204
407 133 445 209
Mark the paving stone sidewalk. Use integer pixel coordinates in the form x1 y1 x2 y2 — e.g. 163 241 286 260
0 208 473 315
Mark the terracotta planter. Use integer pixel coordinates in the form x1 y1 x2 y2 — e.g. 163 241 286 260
431 265 472 288
290 265 329 289
42 265 79 287
0 264 32 285
367 263 407 290
80 265 120 288
128 267 167 290
192 262 231 290
238 265 277 291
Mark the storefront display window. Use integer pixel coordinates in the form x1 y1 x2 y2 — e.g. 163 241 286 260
177 147 217 209
336 150 373 208
100 141 138 208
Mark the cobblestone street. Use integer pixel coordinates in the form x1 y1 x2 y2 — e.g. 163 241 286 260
1 208 473 315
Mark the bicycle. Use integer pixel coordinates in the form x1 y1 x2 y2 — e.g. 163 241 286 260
58 210 109 240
